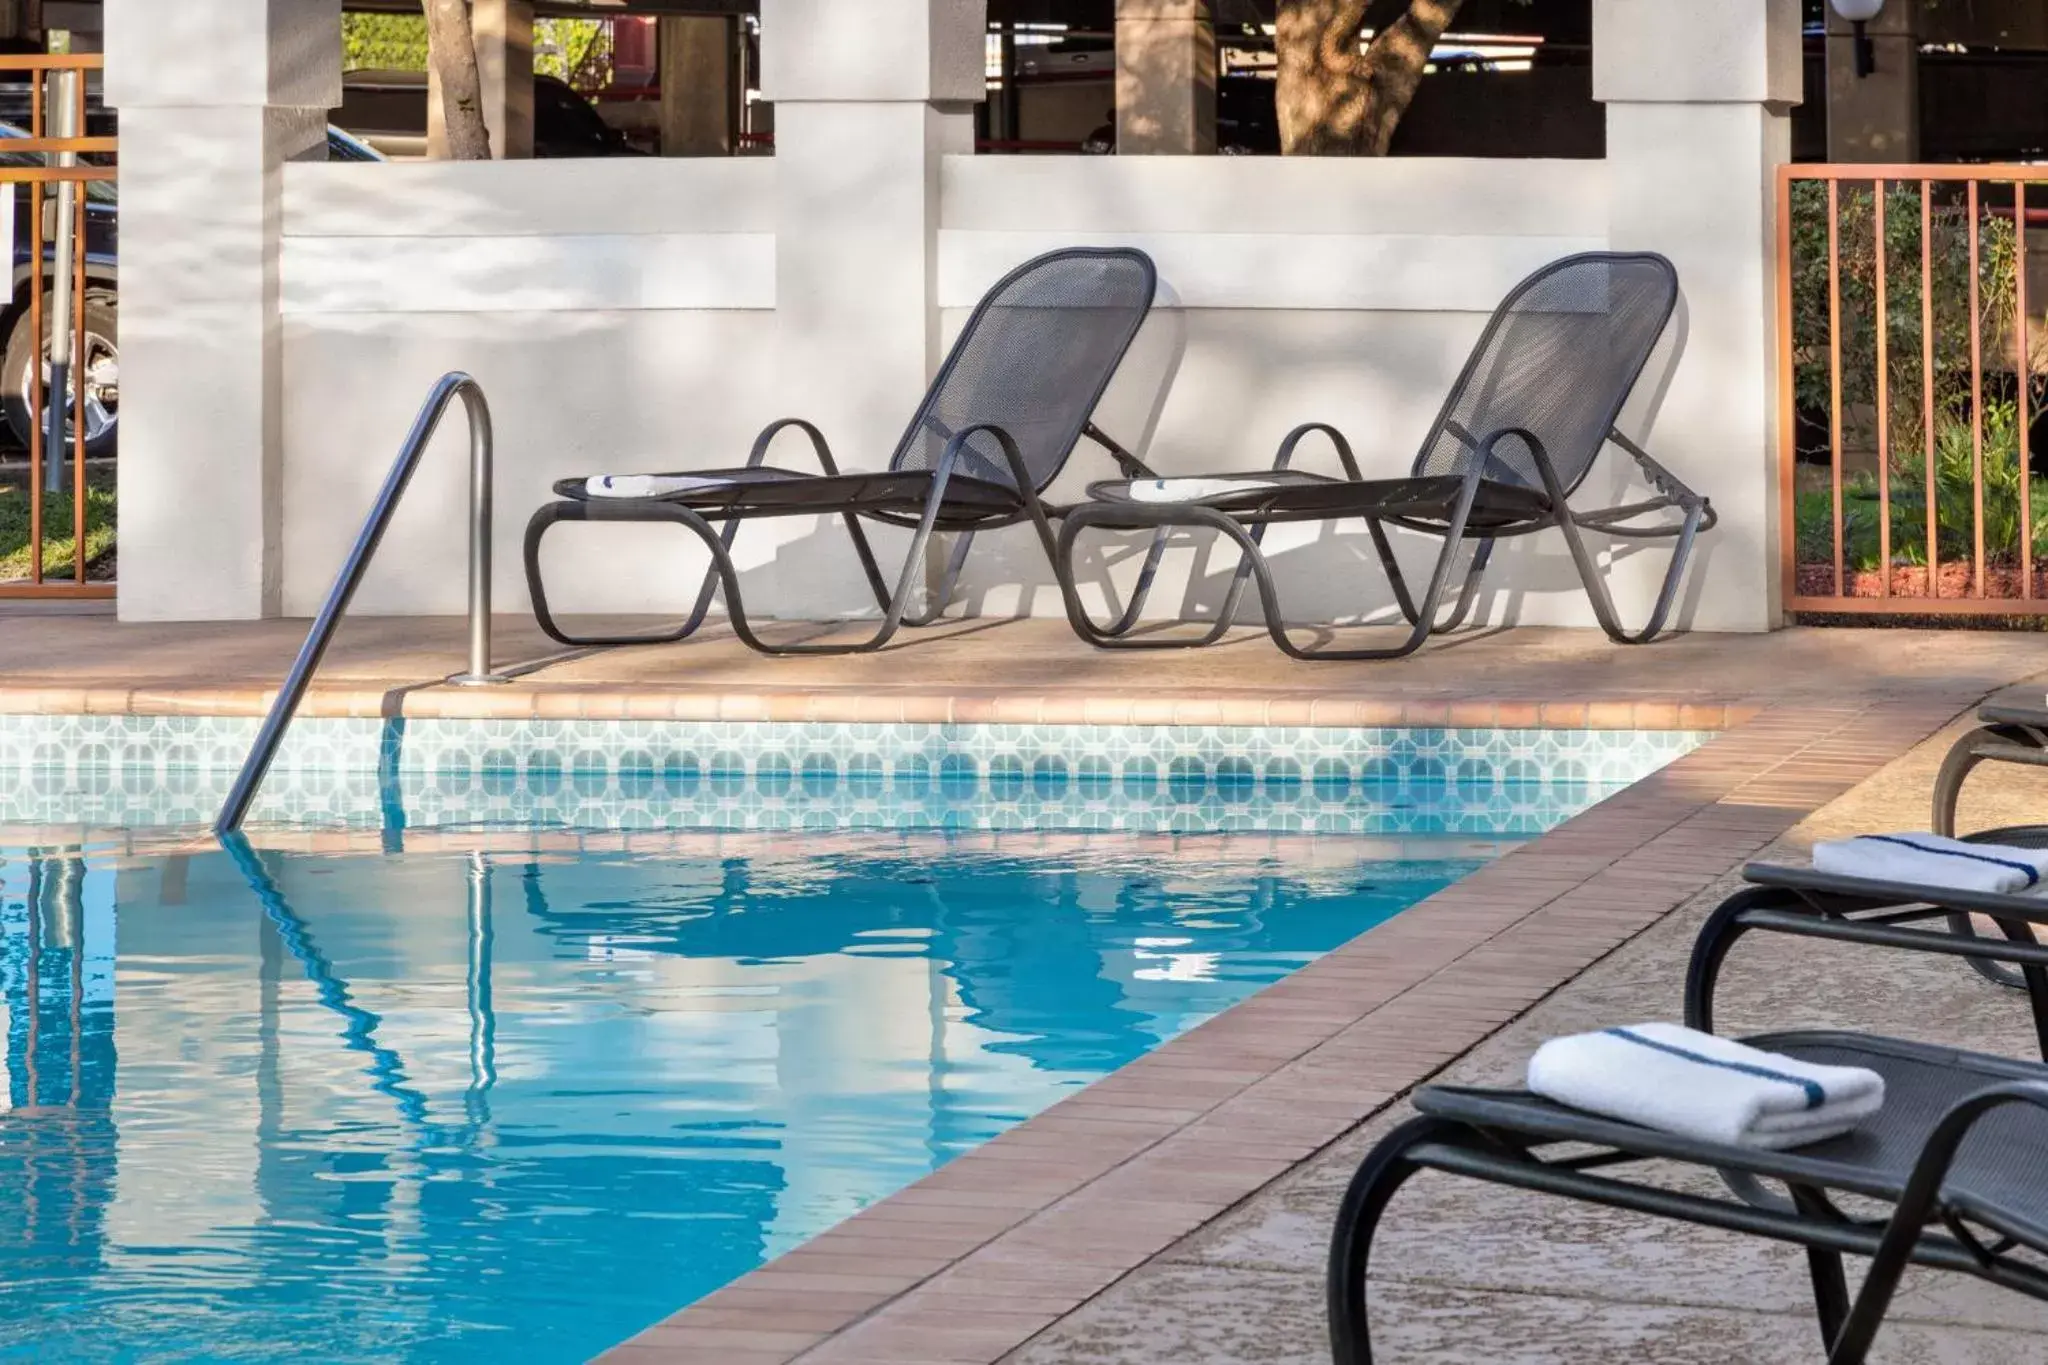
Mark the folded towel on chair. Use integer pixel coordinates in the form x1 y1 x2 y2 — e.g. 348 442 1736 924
1127 477 1279 504
1527 1022 1885 1150
1811 832 2048 895
583 474 735 499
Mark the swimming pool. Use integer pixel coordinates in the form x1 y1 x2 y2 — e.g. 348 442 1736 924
5 830 1497 1362
0 718 1706 1360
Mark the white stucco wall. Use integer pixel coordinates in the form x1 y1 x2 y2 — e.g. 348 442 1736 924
278 158 797 619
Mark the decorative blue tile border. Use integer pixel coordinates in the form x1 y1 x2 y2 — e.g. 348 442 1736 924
0 715 1707 834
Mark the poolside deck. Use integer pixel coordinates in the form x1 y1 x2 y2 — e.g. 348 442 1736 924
0 612 2042 726
7 611 2048 1363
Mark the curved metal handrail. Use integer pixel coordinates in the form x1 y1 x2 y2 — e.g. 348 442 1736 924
215 373 504 835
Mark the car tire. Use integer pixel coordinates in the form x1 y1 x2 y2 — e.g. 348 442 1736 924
4 289 118 461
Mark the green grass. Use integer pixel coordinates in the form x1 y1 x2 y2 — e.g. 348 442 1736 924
0 470 114 581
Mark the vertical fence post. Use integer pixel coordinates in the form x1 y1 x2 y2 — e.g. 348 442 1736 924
1921 181 1937 600
1827 179 1845 597
2019 181 2034 600
1873 181 1889 597
42 66 76 498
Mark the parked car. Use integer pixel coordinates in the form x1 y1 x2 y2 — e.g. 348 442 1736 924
0 125 382 461
334 70 645 158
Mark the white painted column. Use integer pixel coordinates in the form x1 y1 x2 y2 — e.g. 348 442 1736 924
105 0 339 620
1595 0 1801 632
1116 0 1217 155
757 0 985 616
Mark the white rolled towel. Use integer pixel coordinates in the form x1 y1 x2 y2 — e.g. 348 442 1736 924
583 473 735 499
1527 1022 1884 1150
1811 832 2048 895
1126 477 1279 504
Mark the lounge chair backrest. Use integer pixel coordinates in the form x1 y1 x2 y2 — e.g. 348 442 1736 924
888 247 1159 493
1410 252 1678 497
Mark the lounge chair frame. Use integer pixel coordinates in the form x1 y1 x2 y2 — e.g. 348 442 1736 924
1928 697 2048 988
1052 252 1714 659
1330 1052 2048 1365
521 247 1160 656
1329 847 2048 1363
1686 852 2048 1056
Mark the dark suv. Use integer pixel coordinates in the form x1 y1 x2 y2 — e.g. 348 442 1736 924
0 124 378 461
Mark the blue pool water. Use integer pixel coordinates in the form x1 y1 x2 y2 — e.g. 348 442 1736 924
0 829 1505 1363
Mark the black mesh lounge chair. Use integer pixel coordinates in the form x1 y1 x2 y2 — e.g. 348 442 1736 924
1328 1033 2048 1365
1685 700 2048 998
1326 857 2048 1363
1687 852 2048 1057
522 247 1159 656
1054 252 1713 660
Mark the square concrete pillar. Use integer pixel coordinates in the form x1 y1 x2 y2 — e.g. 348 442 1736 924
1595 0 1801 632
757 0 984 615
660 15 736 156
429 0 534 159
1824 0 1917 163
1116 0 1216 155
105 0 339 620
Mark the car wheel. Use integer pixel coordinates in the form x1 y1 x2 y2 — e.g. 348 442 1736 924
4 290 118 461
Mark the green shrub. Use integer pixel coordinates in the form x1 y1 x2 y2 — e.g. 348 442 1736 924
1797 399 2048 573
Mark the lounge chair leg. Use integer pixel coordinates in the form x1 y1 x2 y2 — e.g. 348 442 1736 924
2015 951 2048 1060
1790 1185 1852 1349
1053 511 1245 649
1684 887 1812 1213
1430 538 1495 635
1327 1116 1449 1365
1367 525 1491 636
1681 886 1779 1037
1098 527 1173 637
1366 520 1423 626
1933 726 2046 993
1526 435 1703 645
524 501 742 648
1211 525 1266 636
900 531 975 629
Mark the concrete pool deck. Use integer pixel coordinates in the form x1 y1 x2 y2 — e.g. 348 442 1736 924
6 613 2048 1363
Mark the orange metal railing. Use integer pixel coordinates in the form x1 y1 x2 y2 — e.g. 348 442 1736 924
0 54 114 600
1779 162 2048 616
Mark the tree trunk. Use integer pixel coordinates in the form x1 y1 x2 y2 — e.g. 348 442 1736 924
423 0 493 161
1357 0 1465 155
1274 0 1466 156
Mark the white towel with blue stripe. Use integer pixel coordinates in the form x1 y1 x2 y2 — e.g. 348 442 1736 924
1811 832 2048 895
1526 1022 1885 1150
583 474 733 499
1127 477 1279 504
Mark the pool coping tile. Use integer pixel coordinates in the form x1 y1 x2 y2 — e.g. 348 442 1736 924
590 695 1974 1365
0 684 1752 731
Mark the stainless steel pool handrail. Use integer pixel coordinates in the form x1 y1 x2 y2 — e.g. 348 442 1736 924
215 373 506 836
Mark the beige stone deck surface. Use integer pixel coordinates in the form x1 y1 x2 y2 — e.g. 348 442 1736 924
8 611 2048 1363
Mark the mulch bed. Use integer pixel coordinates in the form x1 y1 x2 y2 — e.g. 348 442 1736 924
1796 562 2048 601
